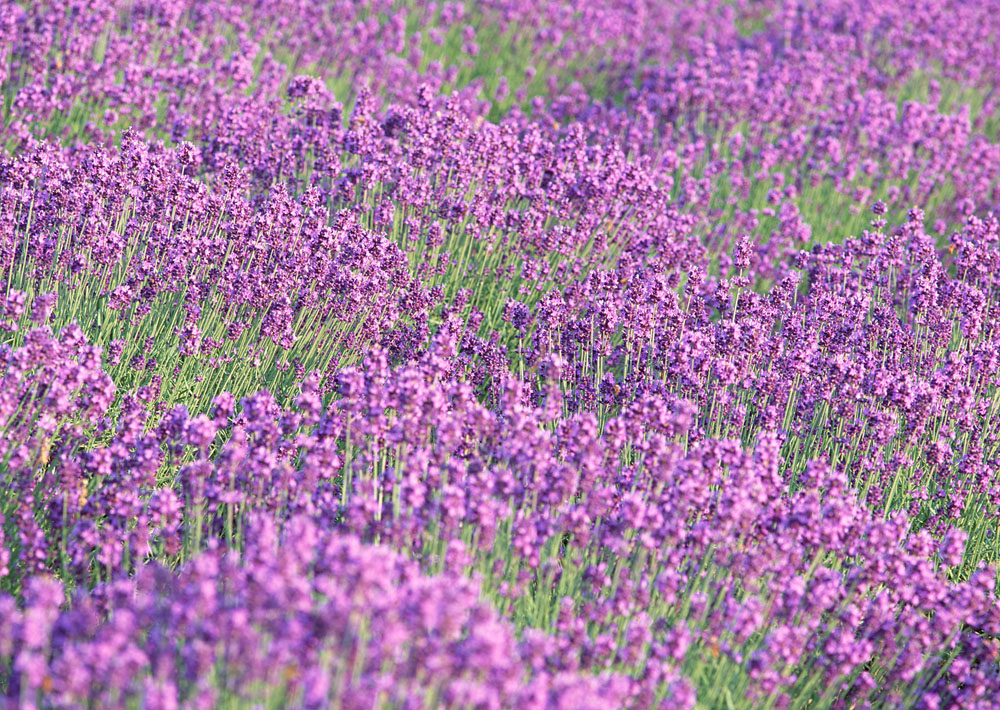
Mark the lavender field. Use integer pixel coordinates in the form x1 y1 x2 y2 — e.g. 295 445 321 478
1 1 1000 708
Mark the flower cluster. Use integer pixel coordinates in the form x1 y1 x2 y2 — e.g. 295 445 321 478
1 517 638 710
1 1 1000 708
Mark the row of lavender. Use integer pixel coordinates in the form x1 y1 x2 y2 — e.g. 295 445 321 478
2 1 1000 708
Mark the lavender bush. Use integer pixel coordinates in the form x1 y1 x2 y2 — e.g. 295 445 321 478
1 1 1000 708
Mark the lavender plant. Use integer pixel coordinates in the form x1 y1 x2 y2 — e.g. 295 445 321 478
1 1 1000 708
